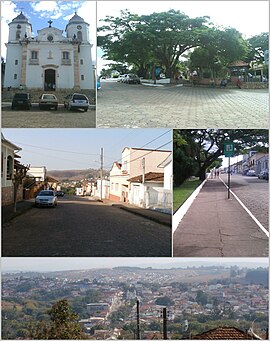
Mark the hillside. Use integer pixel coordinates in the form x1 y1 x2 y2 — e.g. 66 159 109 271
47 169 110 181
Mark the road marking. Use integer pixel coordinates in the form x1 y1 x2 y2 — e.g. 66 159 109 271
173 174 210 234
219 176 269 238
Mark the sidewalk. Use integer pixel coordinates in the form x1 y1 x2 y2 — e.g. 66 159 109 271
173 177 268 257
101 199 171 227
2 200 35 224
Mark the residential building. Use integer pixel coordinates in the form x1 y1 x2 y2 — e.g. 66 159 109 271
109 147 171 204
1 134 22 205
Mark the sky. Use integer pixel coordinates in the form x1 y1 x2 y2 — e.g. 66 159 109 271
1 257 268 272
1 1 96 61
97 0 269 73
2 128 172 170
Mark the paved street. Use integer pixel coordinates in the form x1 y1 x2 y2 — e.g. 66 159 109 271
97 80 268 128
2 103 96 128
2 195 171 257
173 177 268 257
220 173 269 230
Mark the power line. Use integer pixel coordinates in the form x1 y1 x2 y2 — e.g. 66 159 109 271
12 142 99 156
103 130 171 168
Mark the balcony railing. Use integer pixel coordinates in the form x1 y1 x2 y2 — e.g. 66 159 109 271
29 59 39 65
61 59 71 65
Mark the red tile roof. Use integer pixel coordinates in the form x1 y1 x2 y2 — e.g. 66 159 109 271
128 172 164 183
192 327 258 340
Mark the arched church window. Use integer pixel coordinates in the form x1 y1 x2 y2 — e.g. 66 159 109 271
77 31 82 42
16 30 21 40
6 155 13 180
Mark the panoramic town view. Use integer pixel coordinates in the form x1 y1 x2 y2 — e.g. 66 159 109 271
173 129 269 257
97 1 268 128
2 128 172 257
2 258 269 340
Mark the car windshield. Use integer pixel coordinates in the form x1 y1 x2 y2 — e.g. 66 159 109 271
38 191 54 196
14 93 28 99
73 94 87 100
42 95 56 100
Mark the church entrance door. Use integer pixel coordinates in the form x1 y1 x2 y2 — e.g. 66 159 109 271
44 69 56 90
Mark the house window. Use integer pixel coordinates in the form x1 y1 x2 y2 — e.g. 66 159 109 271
31 51 38 59
15 60 18 65
62 51 69 60
81 75 84 80
14 74 17 79
6 155 13 180
80 59 83 65
115 183 119 191
77 31 82 41
122 161 127 171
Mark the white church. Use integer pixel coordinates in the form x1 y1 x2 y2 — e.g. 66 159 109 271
4 12 94 90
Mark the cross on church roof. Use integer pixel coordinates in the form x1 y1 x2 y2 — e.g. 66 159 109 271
48 19 53 27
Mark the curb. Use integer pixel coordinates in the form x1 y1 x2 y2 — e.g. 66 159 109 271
173 175 209 234
112 204 171 227
2 203 35 224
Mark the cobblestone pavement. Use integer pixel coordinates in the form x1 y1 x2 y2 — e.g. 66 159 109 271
220 173 269 230
2 196 171 257
97 80 268 128
2 104 96 128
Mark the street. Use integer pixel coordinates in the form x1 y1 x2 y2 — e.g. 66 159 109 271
220 173 269 229
2 195 171 257
173 176 268 257
97 80 268 128
1 103 96 128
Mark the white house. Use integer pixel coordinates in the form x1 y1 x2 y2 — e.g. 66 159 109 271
4 12 94 90
27 166 47 182
109 147 171 204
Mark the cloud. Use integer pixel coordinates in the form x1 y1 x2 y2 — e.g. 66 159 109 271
1 1 20 59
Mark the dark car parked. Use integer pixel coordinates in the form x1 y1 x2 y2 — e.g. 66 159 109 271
11 93 32 110
124 74 141 84
258 170 269 180
55 191 65 197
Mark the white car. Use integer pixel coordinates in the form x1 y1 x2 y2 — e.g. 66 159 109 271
35 190 57 208
64 93 89 111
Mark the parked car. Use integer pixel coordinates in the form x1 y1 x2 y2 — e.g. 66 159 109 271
246 170 256 176
35 190 57 207
64 93 89 111
11 93 32 110
119 74 128 83
258 170 269 180
39 93 58 110
55 190 65 197
124 74 141 84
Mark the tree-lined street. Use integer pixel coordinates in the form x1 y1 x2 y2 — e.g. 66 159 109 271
2 195 171 257
97 80 268 128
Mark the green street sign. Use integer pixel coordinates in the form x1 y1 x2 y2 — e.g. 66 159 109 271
224 142 235 157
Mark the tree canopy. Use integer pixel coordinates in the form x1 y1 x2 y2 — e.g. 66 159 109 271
98 10 249 79
28 299 86 340
174 129 268 185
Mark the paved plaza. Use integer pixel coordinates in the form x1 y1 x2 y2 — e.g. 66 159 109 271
97 80 268 128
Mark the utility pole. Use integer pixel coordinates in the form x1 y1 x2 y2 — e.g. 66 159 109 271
162 307 168 340
100 147 103 201
228 156 231 199
142 158 146 208
136 299 140 340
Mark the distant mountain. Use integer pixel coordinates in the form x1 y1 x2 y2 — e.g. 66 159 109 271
47 169 109 181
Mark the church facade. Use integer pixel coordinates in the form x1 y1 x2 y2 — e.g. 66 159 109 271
4 12 94 90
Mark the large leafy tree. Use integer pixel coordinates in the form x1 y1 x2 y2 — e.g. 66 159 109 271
246 32 269 64
98 10 211 78
174 129 268 182
189 28 248 77
28 299 86 340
